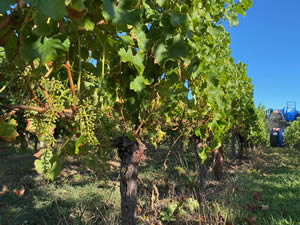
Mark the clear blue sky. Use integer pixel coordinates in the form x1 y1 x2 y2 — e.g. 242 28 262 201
225 0 300 110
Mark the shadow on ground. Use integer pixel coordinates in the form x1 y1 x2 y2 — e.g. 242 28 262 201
0 146 121 225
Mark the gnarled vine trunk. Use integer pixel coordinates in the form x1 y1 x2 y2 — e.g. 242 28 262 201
113 136 146 225
213 145 224 181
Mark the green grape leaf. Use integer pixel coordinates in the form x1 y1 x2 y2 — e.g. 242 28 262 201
131 27 151 51
207 26 224 39
0 0 15 14
0 119 19 142
71 0 85 11
167 203 178 217
130 75 151 92
46 155 62 181
120 35 135 46
34 159 45 175
4 33 17 61
198 148 207 164
39 0 66 20
226 11 239 27
153 36 187 64
207 72 219 87
35 154 62 181
211 135 222 150
170 11 187 27
32 10 55 36
118 48 144 75
241 0 253 10
154 43 168 64
234 4 246 17
118 0 140 10
157 0 167 7
78 17 95 31
22 37 70 64
168 35 188 59
103 0 142 25
208 120 219 133
75 135 87 154
63 140 76 154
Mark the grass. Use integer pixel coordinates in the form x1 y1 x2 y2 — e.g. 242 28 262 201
0 145 121 225
0 141 300 225
221 147 300 225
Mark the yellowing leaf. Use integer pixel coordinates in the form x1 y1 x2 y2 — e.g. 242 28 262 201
0 119 19 142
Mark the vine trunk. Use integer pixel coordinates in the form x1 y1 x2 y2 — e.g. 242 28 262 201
113 136 145 225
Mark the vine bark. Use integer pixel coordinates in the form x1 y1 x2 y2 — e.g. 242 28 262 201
113 136 146 225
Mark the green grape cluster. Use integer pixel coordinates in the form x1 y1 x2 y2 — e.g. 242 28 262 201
76 99 98 145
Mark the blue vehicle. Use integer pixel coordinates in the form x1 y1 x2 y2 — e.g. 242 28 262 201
269 101 300 147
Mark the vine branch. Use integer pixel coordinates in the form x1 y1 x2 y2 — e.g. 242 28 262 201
39 86 51 104
0 104 73 118
0 109 18 122
2 104 47 113
134 119 145 138
120 103 128 133
44 66 54 79
27 84 44 106
64 59 77 112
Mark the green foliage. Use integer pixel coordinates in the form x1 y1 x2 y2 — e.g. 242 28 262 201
118 48 145 75
284 118 300 149
35 150 62 181
70 0 86 11
248 105 269 145
198 147 208 164
130 75 151 93
0 0 15 14
160 203 178 222
22 36 70 64
0 119 18 142
160 198 200 222
38 0 66 20
0 0 260 183
75 135 87 154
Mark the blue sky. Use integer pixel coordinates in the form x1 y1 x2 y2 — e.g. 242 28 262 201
225 0 300 110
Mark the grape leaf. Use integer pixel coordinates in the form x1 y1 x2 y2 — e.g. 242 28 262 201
170 11 187 27
130 75 151 92
118 48 145 75
0 119 18 142
0 0 15 14
71 0 85 11
103 0 142 25
154 43 168 65
198 148 207 164
207 26 224 39
78 17 95 31
39 0 66 20
75 135 87 154
22 37 70 64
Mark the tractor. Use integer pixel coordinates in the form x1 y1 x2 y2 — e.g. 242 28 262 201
269 101 300 147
